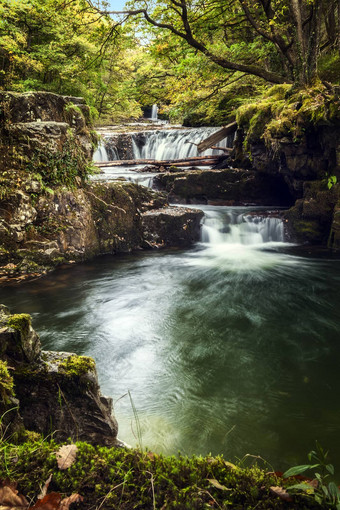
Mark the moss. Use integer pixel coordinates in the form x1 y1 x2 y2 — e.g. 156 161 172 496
59 355 95 377
0 360 14 403
0 439 319 509
7 314 31 335
235 83 339 148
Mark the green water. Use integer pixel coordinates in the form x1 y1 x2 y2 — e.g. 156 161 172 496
1 207 339 473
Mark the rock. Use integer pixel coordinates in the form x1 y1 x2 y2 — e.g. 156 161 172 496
0 305 40 363
154 168 291 206
142 207 204 248
14 351 118 446
0 307 118 446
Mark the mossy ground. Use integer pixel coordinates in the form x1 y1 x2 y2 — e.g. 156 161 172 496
0 439 319 509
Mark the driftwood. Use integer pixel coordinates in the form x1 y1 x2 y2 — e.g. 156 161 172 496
197 122 237 153
94 156 219 168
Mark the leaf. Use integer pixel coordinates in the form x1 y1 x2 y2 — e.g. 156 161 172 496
328 481 340 501
269 486 292 501
56 445 78 470
326 464 335 475
59 494 83 510
224 461 237 470
30 493 61 510
283 464 318 478
0 483 29 509
207 479 231 491
37 475 52 500
287 482 316 492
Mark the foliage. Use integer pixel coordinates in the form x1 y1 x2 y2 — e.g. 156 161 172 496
284 442 340 509
59 355 95 377
0 0 141 122
0 438 319 509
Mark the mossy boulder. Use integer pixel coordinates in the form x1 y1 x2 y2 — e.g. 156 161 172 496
0 305 40 363
13 351 118 445
0 307 119 446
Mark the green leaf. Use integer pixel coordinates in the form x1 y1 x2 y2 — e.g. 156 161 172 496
326 464 335 475
283 465 316 478
287 483 315 492
328 482 340 502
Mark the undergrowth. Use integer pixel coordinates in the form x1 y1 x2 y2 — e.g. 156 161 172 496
0 438 320 509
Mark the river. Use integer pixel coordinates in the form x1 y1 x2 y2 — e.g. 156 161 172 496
1 202 340 472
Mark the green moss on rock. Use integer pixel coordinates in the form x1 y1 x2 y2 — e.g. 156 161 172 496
0 360 14 403
7 314 31 335
59 355 95 377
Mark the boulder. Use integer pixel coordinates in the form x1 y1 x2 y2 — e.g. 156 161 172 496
142 207 204 248
0 306 118 446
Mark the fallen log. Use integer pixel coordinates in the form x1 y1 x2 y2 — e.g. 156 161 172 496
94 156 219 168
197 122 237 153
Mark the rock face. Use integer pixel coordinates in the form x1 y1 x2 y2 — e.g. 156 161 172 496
0 305 118 445
0 92 203 281
154 168 292 206
142 207 204 248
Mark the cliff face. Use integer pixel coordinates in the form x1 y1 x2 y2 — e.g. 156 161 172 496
0 92 203 281
234 84 340 249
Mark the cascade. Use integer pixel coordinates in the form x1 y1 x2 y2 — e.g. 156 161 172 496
201 207 284 245
151 104 158 120
93 141 109 162
131 127 232 160
93 140 119 162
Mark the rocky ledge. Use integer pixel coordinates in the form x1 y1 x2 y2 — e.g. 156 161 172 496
0 92 204 281
0 305 118 445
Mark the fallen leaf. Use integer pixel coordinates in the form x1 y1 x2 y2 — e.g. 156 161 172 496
0 483 29 509
207 479 231 491
59 494 83 509
30 492 61 510
37 475 52 500
56 445 78 470
224 461 237 470
269 486 292 501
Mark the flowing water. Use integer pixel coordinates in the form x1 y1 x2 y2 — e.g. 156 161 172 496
1 206 340 472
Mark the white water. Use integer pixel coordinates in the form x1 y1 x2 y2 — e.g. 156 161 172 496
131 127 231 160
186 206 291 273
151 104 158 120
201 208 284 245
93 141 109 162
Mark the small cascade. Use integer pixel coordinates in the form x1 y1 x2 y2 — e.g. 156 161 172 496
201 208 284 245
93 141 109 162
131 127 229 160
151 104 158 120
93 140 119 162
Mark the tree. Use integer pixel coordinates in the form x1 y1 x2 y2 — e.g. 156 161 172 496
93 0 340 85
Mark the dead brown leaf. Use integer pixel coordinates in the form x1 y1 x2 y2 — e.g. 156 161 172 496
30 492 61 510
0 483 29 509
269 486 293 502
56 445 78 470
59 494 83 510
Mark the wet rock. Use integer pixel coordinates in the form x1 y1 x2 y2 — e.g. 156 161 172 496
154 169 291 206
142 207 204 248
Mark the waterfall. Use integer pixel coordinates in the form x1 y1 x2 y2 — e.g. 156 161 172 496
201 208 284 245
151 104 158 120
93 140 119 162
93 141 109 162
131 127 231 160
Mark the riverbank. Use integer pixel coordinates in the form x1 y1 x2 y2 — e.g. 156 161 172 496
0 438 320 509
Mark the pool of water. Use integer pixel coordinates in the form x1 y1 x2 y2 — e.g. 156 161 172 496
1 206 340 473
